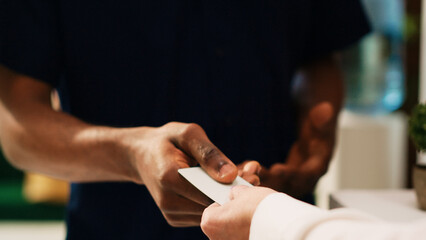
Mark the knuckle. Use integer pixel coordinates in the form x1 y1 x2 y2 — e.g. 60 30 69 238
200 213 211 231
181 123 203 137
162 121 184 134
200 213 215 237
198 145 220 163
200 219 209 233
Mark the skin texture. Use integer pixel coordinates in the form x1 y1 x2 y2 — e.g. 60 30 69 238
239 54 344 199
201 186 276 240
0 65 260 227
0 53 341 227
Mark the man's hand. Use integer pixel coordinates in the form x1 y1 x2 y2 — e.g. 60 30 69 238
257 102 336 198
126 122 259 227
250 54 343 198
0 66 259 228
201 186 276 240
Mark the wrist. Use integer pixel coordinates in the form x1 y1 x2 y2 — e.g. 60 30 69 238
117 126 157 184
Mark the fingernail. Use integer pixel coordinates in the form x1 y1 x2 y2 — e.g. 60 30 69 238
219 164 234 179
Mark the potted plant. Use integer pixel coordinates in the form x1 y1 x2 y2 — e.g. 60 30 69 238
410 103 426 210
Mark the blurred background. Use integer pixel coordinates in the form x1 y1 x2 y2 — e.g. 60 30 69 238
0 0 423 238
316 0 422 208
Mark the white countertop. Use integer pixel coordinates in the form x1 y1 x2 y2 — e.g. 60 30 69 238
330 189 426 222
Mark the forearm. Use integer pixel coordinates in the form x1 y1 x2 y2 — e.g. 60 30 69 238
0 66 243 227
0 67 142 183
2 115 142 183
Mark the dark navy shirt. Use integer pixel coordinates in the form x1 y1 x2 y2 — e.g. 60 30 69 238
1 1 369 239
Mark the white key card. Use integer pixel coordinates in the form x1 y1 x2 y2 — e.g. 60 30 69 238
178 167 252 205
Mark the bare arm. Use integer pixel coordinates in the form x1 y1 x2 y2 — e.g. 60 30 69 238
0 65 259 226
0 65 140 182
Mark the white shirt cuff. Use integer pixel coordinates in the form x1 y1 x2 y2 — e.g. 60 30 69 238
249 193 323 240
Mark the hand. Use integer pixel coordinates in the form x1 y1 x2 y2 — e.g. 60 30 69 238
126 122 253 227
201 186 276 240
260 102 336 198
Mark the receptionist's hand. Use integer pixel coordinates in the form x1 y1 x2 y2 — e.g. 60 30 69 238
201 185 276 240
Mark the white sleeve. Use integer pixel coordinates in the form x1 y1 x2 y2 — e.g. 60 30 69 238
249 193 426 240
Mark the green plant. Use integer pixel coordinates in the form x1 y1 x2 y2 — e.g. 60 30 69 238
409 103 426 152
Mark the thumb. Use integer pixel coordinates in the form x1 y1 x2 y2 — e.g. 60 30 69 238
173 123 238 183
309 102 334 131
